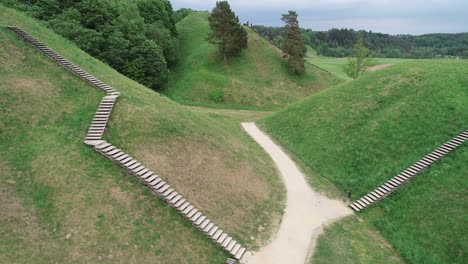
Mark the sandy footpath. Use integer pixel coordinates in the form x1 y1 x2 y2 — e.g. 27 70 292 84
367 63 392 72
241 123 352 264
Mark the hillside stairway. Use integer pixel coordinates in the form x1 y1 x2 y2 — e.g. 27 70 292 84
85 95 118 141
8 26 246 261
350 130 468 212
8 27 117 94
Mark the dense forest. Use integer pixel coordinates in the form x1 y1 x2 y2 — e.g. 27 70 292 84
252 25 468 59
2 0 179 90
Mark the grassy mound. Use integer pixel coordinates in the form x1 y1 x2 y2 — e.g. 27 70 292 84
0 6 284 263
312 216 404 264
164 12 340 110
260 60 468 263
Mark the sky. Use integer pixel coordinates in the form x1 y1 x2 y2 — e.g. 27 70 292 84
170 0 468 35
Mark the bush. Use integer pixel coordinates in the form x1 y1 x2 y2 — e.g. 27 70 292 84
125 40 168 90
209 89 224 103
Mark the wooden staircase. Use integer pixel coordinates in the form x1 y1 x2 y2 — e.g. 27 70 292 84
88 140 247 259
8 27 118 94
8 26 247 261
350 130 468 212
85 95 118 141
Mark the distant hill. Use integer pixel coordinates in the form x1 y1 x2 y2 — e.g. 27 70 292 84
260 60 468 264
164 12 340 110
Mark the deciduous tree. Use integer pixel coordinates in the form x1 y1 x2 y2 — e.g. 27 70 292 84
126 40 169 90
344 39 374 79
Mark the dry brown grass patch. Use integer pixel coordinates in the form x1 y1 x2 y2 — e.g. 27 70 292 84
135 138 271 230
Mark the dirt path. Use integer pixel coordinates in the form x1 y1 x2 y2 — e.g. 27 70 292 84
241 123 352 264
186 106 272 122
367 63 392 72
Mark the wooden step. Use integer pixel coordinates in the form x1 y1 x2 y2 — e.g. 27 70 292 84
226 240 237 252
235 247 246 260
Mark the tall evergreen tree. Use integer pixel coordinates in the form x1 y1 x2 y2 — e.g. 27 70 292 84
281 11 305 74
208 1 247 64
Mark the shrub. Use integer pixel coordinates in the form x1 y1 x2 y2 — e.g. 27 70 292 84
209 89 224 103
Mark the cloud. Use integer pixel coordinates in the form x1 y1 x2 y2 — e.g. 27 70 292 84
170 0 468 34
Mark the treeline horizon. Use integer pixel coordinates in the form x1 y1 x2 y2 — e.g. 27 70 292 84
252 25 468 59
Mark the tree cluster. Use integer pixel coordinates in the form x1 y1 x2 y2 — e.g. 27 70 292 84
173 8 193 23
252 26 468 59
4 0 179 90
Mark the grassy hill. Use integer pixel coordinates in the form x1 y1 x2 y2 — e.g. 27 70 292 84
0 6 284 263
164 12 340 110
260 60 468 263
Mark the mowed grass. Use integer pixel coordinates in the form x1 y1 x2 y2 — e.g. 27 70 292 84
164 12 340 110
311 216 404 264
260 60 468 263
314 146 467 264
364 146 468 264
0 6 285 263
306 47 412 81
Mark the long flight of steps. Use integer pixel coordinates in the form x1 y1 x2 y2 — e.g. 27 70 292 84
7 26 118 94
86 140 247 260
7 26 247 261
350 130 468 212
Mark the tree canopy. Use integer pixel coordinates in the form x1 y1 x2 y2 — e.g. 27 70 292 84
344 39 374 79
174 8 193 23
4 0 179 90
282 11 305 75
208 1 248 64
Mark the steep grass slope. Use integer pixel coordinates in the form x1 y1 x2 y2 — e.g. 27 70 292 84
260 60 468 263
0 6 284 263
164 12 340 110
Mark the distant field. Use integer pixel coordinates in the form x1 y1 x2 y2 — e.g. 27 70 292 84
164 12 340 110
261 60 468 263
306 47 411 80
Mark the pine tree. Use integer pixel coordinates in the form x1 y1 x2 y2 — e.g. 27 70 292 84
208 1 248 64
281 11 305 75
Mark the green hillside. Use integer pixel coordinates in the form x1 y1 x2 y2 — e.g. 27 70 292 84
0 6 284 263
305 47 411 81
164 12 340 110
260 60 468 263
